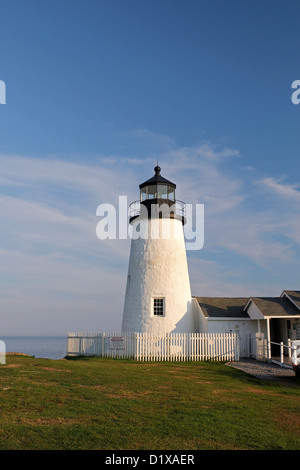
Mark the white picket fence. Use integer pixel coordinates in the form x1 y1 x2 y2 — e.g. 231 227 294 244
67 332 239 362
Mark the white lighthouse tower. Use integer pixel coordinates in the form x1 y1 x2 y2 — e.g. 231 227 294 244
121 166 195 336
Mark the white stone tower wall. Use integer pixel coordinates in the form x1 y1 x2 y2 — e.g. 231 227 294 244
122 217 194 335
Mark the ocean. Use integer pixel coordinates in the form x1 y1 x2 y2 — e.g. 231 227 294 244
1 336 67 360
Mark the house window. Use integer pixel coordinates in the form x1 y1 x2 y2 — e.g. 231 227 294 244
153 298 164 316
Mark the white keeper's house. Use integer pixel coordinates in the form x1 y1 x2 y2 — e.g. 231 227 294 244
121 166 300 359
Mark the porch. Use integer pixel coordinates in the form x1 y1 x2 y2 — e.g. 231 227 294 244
249 333 300 370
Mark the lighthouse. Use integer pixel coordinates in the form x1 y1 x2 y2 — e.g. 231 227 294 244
121 166 195 336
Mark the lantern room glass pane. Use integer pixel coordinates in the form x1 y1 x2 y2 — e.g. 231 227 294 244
148 185 157 199
168 187 175 201
140 187 147 201
157 185 168 199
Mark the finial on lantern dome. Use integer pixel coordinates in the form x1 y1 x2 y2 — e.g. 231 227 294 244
154 164 161 175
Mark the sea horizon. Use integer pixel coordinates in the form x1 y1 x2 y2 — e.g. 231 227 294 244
1 336 68 360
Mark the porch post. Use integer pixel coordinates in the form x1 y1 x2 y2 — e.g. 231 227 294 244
266 318 271 362
257 319 261 333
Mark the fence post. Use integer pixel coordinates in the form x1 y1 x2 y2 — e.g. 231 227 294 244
101 333 104 357
288 338 291 358
167 333 170 361
267 340 271 363
280 342 284 366
235 333 240 361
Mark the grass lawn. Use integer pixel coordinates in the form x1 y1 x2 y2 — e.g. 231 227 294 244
0 355 299 450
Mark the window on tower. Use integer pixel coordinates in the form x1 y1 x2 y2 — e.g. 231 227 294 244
153 298 165 316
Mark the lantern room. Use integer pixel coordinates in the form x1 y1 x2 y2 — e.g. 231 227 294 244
139 165 176 204
129 165 185 224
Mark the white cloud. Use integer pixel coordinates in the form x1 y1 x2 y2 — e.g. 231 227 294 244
259 176 300 201
194 143 240 161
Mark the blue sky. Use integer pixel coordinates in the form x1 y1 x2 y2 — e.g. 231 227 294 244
0 0 300 335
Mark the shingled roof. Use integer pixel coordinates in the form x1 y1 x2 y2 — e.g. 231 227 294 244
249 296 300 317
194 292 300 319
194 297 249 318
281 290 300 310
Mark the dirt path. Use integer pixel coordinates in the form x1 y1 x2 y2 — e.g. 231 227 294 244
227 358 298 386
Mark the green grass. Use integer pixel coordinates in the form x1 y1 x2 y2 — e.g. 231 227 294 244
0 355 299 450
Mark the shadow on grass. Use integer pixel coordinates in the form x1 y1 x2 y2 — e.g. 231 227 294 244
64 355 93 361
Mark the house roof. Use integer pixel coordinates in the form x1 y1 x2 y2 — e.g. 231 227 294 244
193 291 300 320
248 296 300 317
281 290 300 310
194 297 249 318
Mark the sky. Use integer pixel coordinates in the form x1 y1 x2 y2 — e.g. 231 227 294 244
0 0 300 335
